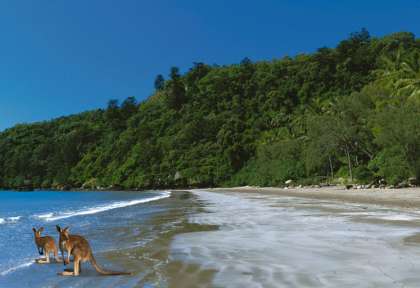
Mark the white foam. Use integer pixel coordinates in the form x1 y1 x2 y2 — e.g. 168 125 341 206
7 216 21 222
0 216 22 225
0 261 33 276
374 214 418 221
35 212 53 219
36 191 171 222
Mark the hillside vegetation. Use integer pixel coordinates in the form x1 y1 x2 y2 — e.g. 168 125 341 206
1 30 419 190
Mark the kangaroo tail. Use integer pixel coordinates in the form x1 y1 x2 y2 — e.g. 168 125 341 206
90 255 131 276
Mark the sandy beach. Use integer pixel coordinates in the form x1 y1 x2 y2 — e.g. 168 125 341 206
166 187 420 287
210 186 420 209
3 187 420 287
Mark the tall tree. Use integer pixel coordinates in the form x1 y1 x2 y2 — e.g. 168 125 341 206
121 96 138 117
166 67 186 110
154 74 165 91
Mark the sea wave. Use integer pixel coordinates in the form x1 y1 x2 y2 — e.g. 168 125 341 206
0 216 22 225
35 212 54 219
7 216 21 222
0 261 34 276
35 191 171 222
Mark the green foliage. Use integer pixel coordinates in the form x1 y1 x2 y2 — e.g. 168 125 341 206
373 104 420 180
1 30 419 189
229 138 305 187
368 146 412 185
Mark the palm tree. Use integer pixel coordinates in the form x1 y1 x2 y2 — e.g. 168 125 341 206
376 48 420 104
394 52 420 103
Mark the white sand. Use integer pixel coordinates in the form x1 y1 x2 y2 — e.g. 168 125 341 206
171 189 420 287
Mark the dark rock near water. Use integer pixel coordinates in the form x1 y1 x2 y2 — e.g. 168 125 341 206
408 177 418 186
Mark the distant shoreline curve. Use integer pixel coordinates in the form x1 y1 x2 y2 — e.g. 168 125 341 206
204 186 420 209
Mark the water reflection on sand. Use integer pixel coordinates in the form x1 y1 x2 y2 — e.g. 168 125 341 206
171 190 420 288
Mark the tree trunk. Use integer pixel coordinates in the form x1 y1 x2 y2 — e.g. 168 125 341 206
345 145 353 182
328 155 334 181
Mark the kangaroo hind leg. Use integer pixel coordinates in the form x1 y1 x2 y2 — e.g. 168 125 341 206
36 249 50 264
73 257 81 276
58 255 80 276
54 247 62 262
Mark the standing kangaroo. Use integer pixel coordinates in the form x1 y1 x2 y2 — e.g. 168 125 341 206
56 225 131 276
32 227 60 263
56 225 84 266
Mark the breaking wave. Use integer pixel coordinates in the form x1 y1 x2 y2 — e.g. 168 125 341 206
35 191 171 222
0 216 22 225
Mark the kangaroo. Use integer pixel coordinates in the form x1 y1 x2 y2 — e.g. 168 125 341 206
56 225 131 276
32 227 60 264
56 225 84 266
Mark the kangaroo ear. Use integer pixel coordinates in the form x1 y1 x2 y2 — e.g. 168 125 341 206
63 226 70 232
32 227 37 233
39 227 44 233
56 225 62 232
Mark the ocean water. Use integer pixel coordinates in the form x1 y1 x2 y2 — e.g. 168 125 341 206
0 190 170 287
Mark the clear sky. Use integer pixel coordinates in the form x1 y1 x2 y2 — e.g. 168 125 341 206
1 0 419 131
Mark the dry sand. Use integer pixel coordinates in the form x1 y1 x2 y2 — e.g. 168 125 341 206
209 186 420 209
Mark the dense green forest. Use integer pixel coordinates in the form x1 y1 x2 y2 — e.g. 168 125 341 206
1 30 419 190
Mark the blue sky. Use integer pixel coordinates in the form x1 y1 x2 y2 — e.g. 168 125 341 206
1 0 419 131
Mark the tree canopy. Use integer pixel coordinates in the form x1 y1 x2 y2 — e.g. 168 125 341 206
1 30 419 190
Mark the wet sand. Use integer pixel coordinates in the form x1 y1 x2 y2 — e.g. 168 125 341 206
212 186 420 246
166 188 420 287
70 187 420 287
103 191 219 288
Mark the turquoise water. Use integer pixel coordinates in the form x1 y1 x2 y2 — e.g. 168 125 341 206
0 190 170 287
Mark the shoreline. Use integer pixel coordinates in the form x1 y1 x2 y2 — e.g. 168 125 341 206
207 186 420 209
5 185 420 210
4 188 420 286
81 187 420 287
103 190 218 287
172 189 420 287
0 190 217 287
0 187 176 193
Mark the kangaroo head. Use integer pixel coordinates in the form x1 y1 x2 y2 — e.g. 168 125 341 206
32 227 44 238
56 225 70 241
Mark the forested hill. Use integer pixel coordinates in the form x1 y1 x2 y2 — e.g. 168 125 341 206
1 30 419 190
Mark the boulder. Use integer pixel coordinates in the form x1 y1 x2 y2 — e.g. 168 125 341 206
366 182 375 189
396 181 409 189
408 177 418 187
